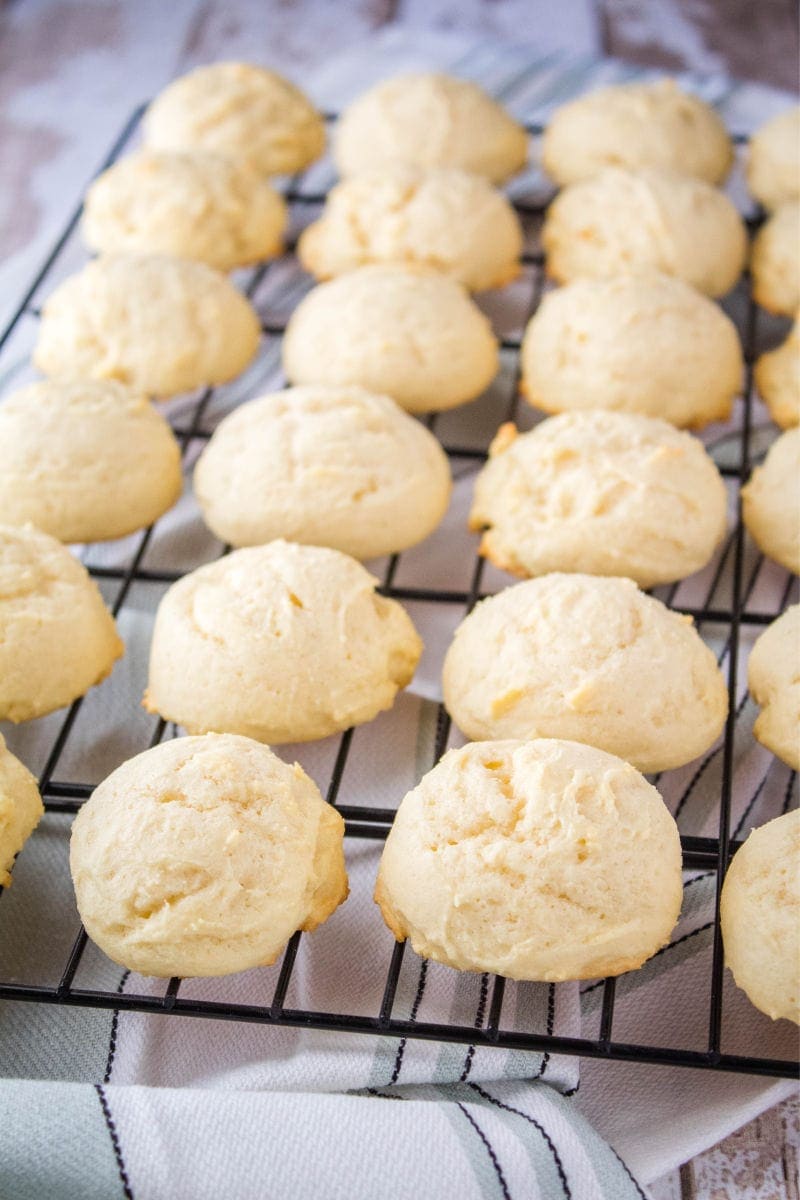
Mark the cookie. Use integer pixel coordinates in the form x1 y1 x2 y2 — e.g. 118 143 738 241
471 412 728 588
34 254 261 397
542 78 732 186
742 428 800 574
443 574 728 773
298 166 522 291
143 62 325 176
0 380 182 543
751 204 800 316
721 810 799 1023
521 272 743 428
375 738 682 981
282 265 499 413
0 735 43 887
747 107 800 211
748 606 800 770
542 167 747 298
83 150 287 271
755 314 800 429
194 386 451 558
334 72 528 183
144 539 422 743
0 524 123 723
70 733 347 977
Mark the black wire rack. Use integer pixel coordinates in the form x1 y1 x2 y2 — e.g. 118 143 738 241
0 106 797 1083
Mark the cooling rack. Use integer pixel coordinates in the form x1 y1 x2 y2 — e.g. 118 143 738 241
0 105 797 1082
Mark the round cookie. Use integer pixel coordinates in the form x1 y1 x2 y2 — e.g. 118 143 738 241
194 386 452 558
0 380 182 543
443 574 728 773
83 150 287 271
751 204 800 316
720 810 799 1024
0 735 43 887
282 265 499 413
144 539 422 744
755 314 800 429
747 107 800 211
748 606 800 770
0 524 123 723
375 738 683 981
521 273 743 428
298 166 522 291
70 734 348 977
34 254 261 396
334 72 528 183
143 62 325 176
542 78 732 186
542 167 747 298
742 428 800 574
471 412 728 588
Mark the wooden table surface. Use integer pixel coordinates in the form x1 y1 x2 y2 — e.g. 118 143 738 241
0 2 797 1196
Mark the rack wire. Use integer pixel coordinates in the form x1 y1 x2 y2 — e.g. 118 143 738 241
0 106 797 1082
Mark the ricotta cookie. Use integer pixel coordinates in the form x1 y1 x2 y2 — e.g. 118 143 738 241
748 606 800 770
755 314 800 429
721 810 799 1023
0 380 182 543
298 166 522 291
282 265 499 413
542 78 732 186
143 62 325 176
70 734 348 977
471 412 728 588
375 738 683 981
144 539 422 743
542 167 747 297
194 386 451 558
747 107 800 211
34 255 261 397
443 574 728 773
334 72 528 183
83 150 287 271
0 736 43 887
751 204 800 316
0 524 123 722
742 428 800 574
521 272 743 427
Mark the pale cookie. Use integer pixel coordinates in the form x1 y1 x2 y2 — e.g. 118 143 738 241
542 167 747 298
521 273 742 428
143 62 325 176
0 735 43 887
375 738 682 981
144 539 422 744
747 107 800 211
443 574 728 773
282 265 499 413
0 380 182 543
721 810 800 1023
748 606 800 769
70 734 348 978
334 72 528 183
194 386 451 558
751 204 800 316
542 78 732 186
471 412 727 588
34 255 261 397
298 166 523 291
756 314 800 429
0 524 123 723
742 428 800 574
83 150 287 271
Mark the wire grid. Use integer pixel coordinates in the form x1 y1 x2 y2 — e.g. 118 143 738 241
0 106 797 1082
